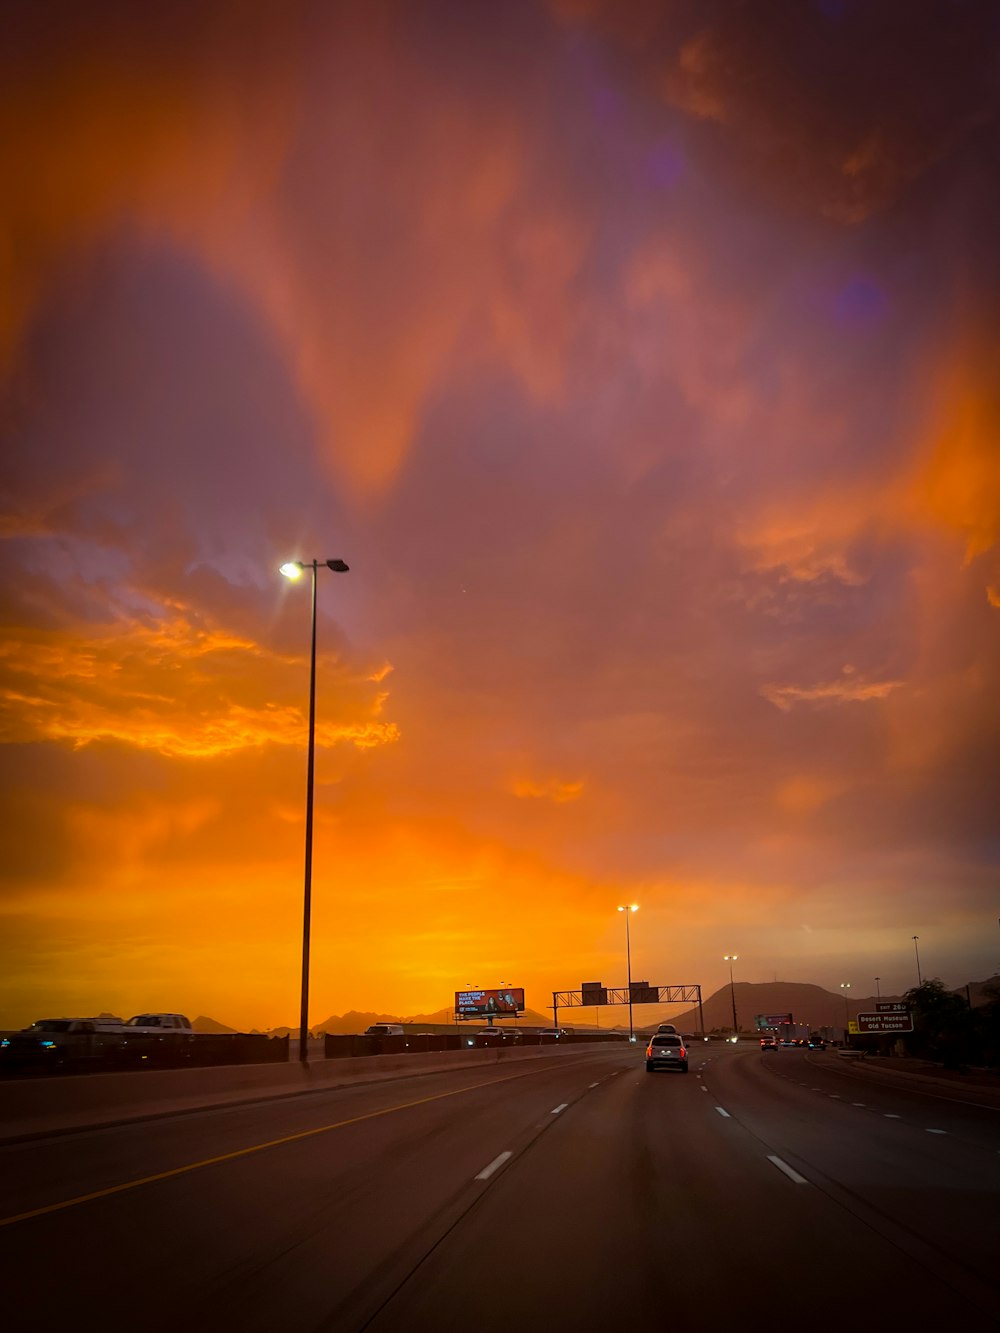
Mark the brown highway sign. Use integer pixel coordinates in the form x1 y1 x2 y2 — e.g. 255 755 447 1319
857 1011 913 1033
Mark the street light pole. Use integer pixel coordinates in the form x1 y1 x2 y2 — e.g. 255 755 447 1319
840 982 851 1040
618 905 638 1041
875 976 881 999
912 935 922 986
280 557 350 1065
723 955 739 1039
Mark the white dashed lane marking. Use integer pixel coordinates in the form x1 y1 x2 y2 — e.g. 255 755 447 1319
715 1107 731 1118
588 1082 599 1088
475 1152 512 1181
885 1114 901 1119
926 1128 947 1135
768 1155 809 1185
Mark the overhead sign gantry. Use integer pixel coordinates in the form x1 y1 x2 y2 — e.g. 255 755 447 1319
551 982 705 1036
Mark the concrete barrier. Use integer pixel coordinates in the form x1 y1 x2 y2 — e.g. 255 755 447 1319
0 1042 608 1143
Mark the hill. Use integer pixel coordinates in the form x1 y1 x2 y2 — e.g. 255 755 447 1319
191 1015 239 1034
647 981 904 1034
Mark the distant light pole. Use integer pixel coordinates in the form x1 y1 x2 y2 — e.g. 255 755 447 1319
874 976 881 999
280 557 350 1064
618 905 639 1040
723 955 739 1039
840 982 852 1038
912 935 922 986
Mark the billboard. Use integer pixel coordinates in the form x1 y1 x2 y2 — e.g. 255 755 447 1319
455 988 525 1018
755 1013 793 1030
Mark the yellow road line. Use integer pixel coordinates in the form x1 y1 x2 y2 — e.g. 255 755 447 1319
1 1058 591 1229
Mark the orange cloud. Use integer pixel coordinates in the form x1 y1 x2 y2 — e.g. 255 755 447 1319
762 668 904 712
0 604 398 758
909 361 1000 562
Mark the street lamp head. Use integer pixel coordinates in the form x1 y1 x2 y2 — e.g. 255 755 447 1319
617 904 639 913
723 954 738 962
280 559 349 578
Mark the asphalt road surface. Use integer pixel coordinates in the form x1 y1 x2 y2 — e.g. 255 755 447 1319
4 1044 999 1332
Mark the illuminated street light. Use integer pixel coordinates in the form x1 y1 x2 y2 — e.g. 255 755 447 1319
281 556 350 1064
617 905 639 1041
723 955 739 1039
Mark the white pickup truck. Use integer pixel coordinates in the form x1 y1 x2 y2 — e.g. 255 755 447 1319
120 1013 195 1035
1 1017 125 1066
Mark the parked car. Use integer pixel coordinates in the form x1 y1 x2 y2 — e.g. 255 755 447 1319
645 1034 688 1073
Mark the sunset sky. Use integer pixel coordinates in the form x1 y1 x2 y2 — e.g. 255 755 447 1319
2 0 999 1032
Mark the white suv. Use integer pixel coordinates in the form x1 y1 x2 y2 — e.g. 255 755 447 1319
645 1034 689 1073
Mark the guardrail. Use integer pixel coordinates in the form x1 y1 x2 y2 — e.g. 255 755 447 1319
323 1031 627 1059
0 1040 621 1143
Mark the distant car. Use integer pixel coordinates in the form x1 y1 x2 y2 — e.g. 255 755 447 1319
656 1024 678 1035
760 1037 778 1050
779 1039 797 1048
539 1028 568 1040
645 1034 688 1073
364 1024 404 1037
808 1038 826 1050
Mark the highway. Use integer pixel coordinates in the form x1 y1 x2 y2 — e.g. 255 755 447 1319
4 1043 999 1331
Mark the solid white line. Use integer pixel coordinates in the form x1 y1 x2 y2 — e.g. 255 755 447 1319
475 1151 512 1181
768 1155 809 1185
715 1107 730 1118
926 1128 947 1135
551 1103 568 1115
